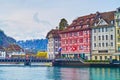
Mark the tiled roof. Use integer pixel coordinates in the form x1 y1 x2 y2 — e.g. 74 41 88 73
60 11 115 33
46 29 60 38
6 44 23 52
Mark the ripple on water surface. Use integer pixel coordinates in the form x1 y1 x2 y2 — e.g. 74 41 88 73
0 66 120 80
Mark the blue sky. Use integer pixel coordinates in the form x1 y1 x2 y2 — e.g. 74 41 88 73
0 0 120 40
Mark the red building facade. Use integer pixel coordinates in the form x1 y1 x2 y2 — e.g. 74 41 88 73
60 14 96 59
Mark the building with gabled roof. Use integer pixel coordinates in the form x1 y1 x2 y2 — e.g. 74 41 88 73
46 28 61 59
91 11 116 60
6 44 25 58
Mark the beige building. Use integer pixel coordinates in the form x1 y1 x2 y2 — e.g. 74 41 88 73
91 11 116 60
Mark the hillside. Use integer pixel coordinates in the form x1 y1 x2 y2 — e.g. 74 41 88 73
17 39 48 52
0 29 16 47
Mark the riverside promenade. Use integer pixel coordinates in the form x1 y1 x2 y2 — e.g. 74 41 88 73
52 58 120 67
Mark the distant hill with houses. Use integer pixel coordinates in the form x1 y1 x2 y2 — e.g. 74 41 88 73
0 29 48 53
17 39 48 52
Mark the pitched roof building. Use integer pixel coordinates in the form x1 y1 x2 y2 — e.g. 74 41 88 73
46 29 61 59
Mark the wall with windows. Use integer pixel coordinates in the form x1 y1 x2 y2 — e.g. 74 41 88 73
60 29 91 60
92 26 115 54
115 7 120 52
47 36 60 59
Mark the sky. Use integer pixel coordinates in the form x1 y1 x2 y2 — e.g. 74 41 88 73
0 0 120 41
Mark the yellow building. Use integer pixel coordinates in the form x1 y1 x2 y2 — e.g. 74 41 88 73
36 51 48 59
115 7 120 60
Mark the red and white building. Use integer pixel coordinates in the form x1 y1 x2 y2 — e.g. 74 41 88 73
59 14 96 59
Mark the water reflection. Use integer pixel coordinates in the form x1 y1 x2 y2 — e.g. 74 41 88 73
47 67 90 80
0 66 120 80
47 67 120 80
90 68 120 80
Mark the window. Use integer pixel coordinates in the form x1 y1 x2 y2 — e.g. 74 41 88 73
74 39 77 43
100 56 102 60
99 43 101 47
102 35 104 40
106 35 108 40
111 35 113 40
79 45 83 50
62 34 65 37
66 33 68 37
98 28 100 32
117 30 119 34
111 20 113 24
94 29 96 33
105 56 107 60
69 33 72 37
118 46 120 52
55 43 57 46
55 48 58 52
118 38 120 42
79 38 83 43
106 43 108 47
111 42 113 46
69 40 72 44
94 36 96 41
86 38 88 42
66 40 68 44
119 22 120 26
74 32 77 36
95 56 97 60
79 31 83 36
99 36 101 40
94 43 96 47
102 43 104 47
102 28 104 32
105 27 108 32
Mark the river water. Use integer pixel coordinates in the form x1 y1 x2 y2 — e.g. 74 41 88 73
0 66 120 80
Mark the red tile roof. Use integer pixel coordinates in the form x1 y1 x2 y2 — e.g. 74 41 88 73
6 44 23 52
60 11 115 33
46 29 61 38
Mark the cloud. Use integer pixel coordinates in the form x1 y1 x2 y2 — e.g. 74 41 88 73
33 12 40 23
0 10 53 41
0 0 119 41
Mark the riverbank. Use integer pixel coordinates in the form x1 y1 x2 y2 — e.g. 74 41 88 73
52 59 120 67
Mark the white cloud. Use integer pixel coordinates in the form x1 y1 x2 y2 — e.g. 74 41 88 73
0 0 119 41
0 10 53 40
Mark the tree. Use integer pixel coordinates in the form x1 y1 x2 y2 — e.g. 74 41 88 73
59 18 68 30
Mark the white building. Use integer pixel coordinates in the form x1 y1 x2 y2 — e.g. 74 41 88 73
46 29 61 59
91 11 116 60
0 46 6 58
6 44 25 58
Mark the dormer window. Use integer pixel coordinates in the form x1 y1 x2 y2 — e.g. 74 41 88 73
111 20 114 25
86 25 89 27
94 23 97 26
87 18 89 21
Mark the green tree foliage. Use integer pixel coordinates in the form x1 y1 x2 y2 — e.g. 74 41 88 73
59 18 68 30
